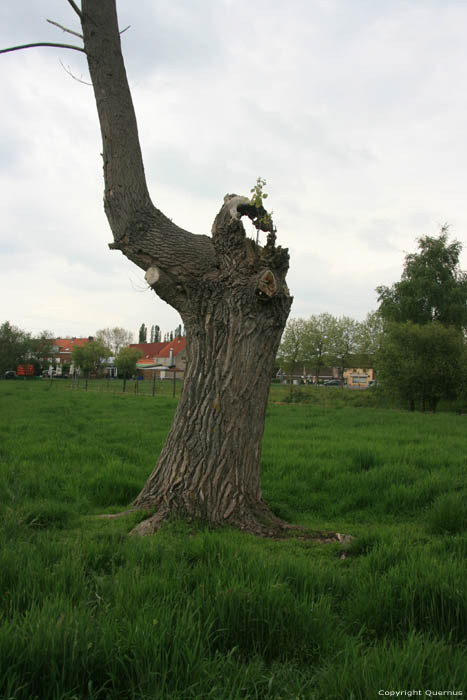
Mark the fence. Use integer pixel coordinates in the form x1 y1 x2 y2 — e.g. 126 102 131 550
68 374 184 398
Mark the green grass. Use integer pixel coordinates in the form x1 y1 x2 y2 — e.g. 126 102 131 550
0 381 466 699
69 375 184 399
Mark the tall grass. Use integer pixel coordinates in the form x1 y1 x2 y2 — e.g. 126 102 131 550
0 382 466 699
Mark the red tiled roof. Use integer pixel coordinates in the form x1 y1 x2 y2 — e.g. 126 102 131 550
129 342 168 356
53 338 90 352
130 338 186 358
158 336 186 357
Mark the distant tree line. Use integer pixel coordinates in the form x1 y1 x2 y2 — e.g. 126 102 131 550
1 317 184 379
138 323 184 343
277 312 382 384
0 322 54 376
278 228 467 411
4 229 466 410
0 324 139 379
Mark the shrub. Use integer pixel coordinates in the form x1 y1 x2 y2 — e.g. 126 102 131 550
283 387 309 404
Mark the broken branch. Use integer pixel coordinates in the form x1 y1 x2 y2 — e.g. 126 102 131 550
47 18 83 40
59 59 92 85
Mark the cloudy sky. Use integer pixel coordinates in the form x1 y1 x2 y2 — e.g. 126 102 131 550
1 0 467 340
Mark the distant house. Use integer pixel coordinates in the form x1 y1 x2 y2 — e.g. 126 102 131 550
278 365 377 386
343 367 376 388
130 337 187 379
129 341 168 361
49 337 92 374
278 366 339 384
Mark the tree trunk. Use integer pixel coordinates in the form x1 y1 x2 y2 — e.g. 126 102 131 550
80 1 293 535
132 287 290 535
128 206 293 536
315 360 323 384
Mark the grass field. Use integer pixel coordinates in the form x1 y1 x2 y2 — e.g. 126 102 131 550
0 381 466 699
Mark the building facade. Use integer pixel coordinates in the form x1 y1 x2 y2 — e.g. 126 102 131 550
49 337 92 374
130 337 187 379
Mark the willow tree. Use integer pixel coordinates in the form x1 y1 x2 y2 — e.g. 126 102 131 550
1 0 293 535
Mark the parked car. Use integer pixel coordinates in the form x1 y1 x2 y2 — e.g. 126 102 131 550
323 379 341 386
4 371 18 379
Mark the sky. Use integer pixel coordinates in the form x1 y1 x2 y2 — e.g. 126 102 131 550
1 0 467 341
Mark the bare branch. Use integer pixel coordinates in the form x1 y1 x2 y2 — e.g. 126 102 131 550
47 19 83 40
66 0 82 18
0 42 85 55
59 59 91 85
120 25 131 35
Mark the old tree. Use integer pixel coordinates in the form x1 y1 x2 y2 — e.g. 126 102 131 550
3 0 294 535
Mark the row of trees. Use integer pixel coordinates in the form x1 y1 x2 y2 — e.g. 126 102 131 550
71 341 142 379
138 323 184 343
277 312 382 382
0 322 54 376
1 317 186 379
278 229 467 411
0 324 140 379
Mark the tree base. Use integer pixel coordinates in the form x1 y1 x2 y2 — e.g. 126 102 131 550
129 503 294 537
125 502 352 544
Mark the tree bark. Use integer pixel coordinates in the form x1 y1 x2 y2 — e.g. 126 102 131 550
132 264 292 535
79 1 293 534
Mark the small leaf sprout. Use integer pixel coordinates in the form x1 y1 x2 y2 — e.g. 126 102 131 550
250 177 273 243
